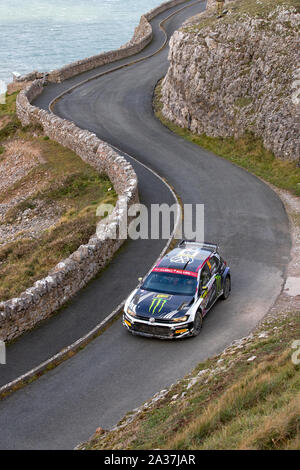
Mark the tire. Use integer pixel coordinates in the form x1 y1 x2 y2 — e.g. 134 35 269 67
221 276 231 300
192 310 203 337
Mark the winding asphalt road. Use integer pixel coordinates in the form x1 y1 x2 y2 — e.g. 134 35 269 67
0 0 291 449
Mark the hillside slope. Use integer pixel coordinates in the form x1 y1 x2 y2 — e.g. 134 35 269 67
81 310 300 450
0 92 117 302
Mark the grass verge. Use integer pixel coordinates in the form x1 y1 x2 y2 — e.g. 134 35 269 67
153 80 300 197
82 311 300 450
183 0 300 33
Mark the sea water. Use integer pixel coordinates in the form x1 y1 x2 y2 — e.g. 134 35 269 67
0 0 165 84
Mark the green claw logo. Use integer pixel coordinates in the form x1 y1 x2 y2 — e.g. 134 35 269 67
149 295 169 314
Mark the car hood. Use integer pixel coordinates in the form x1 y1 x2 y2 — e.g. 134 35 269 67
130 289 194 320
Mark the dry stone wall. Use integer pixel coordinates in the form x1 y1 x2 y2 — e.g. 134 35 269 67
0 80 139 342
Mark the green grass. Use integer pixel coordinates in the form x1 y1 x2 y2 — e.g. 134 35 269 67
154 81 300 196
183 0 300 33
0 91 19 117
0 116 22 141
235 97 253 108
0 92 118 301
83 312 300 450
0 91 22 140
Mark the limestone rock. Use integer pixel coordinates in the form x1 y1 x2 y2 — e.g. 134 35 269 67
161 5 300 163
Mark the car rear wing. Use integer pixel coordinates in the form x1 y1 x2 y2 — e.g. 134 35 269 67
178 240 219 253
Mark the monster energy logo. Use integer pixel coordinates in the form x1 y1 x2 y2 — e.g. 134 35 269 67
149 295 169 314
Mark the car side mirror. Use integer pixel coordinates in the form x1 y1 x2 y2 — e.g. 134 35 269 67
138 277 143 283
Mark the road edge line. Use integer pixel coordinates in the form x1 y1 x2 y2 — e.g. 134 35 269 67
48 0 204 113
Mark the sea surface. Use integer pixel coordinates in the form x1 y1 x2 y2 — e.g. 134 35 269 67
0 0 165 84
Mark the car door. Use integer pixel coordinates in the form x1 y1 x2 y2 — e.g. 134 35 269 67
209 255 222 298
201 258 219 313
199 263 213 315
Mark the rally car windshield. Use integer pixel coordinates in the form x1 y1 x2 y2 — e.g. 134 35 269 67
142 272 197 296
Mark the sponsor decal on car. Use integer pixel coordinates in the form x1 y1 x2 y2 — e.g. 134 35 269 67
215 274 221 292
153 267 198 277
149 295 170 314
170 247 200 264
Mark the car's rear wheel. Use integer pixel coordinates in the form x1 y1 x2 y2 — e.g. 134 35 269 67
221 276 231 300
192 310 203 336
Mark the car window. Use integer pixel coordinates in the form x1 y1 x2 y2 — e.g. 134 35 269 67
209 256 219 275
200 264 211 288
142 272 197 296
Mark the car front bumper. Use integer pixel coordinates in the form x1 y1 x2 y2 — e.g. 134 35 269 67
123 313 193 339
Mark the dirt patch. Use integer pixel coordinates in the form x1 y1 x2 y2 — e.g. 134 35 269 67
7 81 32 95
0 91 118 302
0 116 10 130
0 138 61 245
0 199 62 245
0 139 45 194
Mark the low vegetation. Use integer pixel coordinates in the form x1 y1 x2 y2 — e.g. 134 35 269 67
154 81 300 197
0 92 117 301
83 312 300 450
183 0 300 33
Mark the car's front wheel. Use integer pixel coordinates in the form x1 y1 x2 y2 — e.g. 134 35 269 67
221 276 231 300
192 310 203 336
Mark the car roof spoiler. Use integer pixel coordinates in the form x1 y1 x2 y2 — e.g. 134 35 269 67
178 240 219 252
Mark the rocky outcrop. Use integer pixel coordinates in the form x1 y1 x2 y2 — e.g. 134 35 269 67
120 15 152 50
161 1 300 162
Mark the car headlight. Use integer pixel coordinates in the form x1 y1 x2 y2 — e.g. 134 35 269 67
172 315 189 323
126 306 136 317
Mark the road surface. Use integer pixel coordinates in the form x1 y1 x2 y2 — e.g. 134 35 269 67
0 0 290 449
